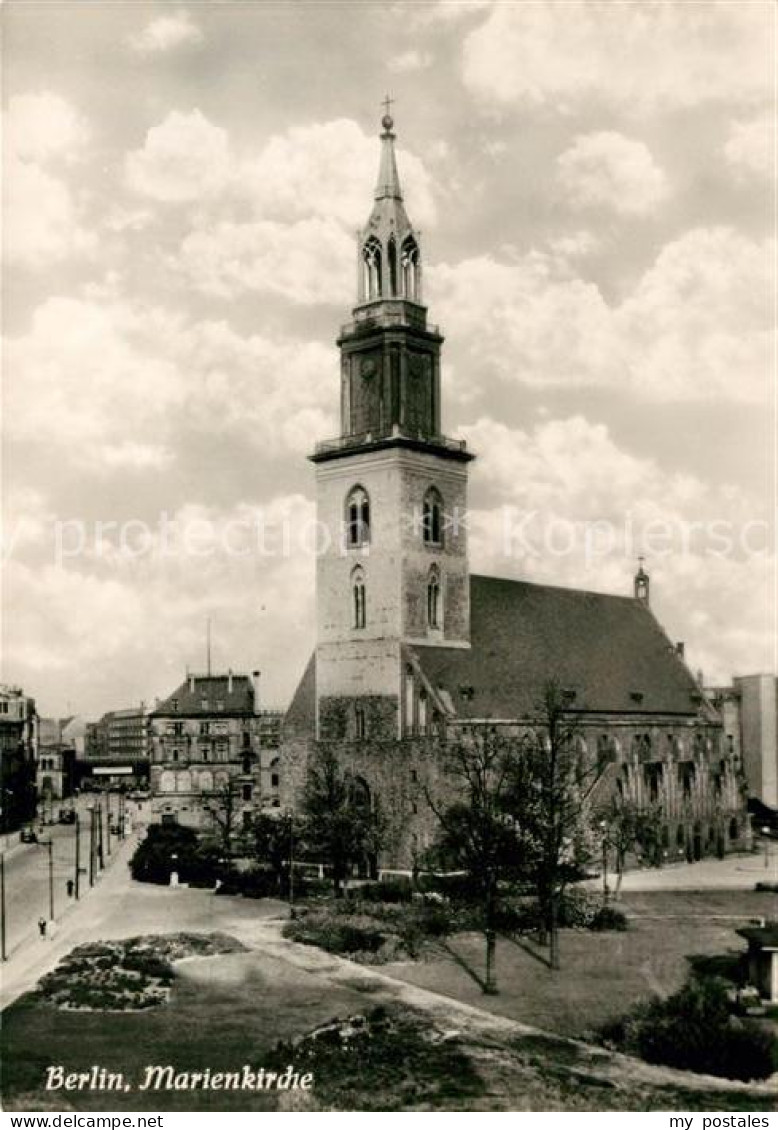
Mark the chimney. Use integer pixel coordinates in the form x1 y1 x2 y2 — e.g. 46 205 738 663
676 642 685 659
252 670 261 714
228 669 234 695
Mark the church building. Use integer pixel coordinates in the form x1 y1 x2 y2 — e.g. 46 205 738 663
279 111 748 871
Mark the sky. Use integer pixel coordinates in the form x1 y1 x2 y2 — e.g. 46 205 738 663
2 0 775 718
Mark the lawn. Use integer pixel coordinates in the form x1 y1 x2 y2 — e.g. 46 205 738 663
0 949 373 1112
379 888 778 1041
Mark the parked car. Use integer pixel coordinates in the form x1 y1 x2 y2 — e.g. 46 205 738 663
20 828 38 843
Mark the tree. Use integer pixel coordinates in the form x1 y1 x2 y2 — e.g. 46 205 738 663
426 726 530 994
251 811 294 895
301 745 383 897
506 680 609 970
203 780 242 856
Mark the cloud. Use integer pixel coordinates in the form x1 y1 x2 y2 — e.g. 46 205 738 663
388 49 433 73
723 112 774 181
463 415 774 683
175 217 354 304
428 227 772 403
128 9 203 55
125 109 230 203
5 294 337 470
462 3 770 112
556 132 669 216
6 92 89 162
4 493 317 712
4 92 94 267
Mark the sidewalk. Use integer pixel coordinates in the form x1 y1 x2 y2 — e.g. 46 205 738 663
0 832 138 1011
583 846 777 892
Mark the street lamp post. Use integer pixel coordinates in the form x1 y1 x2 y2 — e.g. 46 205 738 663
40 839 54 921
96 805 104 870
74 813 81 899
104 790 111 856
762 826 771 869
88 805 95 887
288 813 295 912
599 820 609 905
0 853 7 961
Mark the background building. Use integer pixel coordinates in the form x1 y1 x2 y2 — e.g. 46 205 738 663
149 670 282 834
0 684 38 832
37 716 79 802
707 675 778 809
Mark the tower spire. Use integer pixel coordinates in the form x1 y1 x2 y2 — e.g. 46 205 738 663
375 95 402 201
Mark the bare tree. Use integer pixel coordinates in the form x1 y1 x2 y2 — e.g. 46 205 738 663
204 779 242 856
426 725 530 994
301 745 383 897
506 680 609 970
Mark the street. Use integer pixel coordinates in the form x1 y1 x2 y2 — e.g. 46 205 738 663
0 792 139 961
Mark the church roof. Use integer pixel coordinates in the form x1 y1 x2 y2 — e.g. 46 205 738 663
153 674 255 717
414 575 705 719
283 574 708 733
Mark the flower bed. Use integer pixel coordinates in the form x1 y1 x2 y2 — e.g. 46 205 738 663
35 932 247 1011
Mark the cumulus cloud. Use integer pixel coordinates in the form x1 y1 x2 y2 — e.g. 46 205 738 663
128 9 203 55
175 217 354 304
556 132 669 216
428 227 772 403
5 294 336 470
5 92 94 267
389 49 433 73
4 492 317 712
125 109 230 203
724 112 774 181
463 415 774 683
462 3 770 112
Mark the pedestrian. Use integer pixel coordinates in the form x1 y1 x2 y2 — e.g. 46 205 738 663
66 879 74 897
38 917 47 938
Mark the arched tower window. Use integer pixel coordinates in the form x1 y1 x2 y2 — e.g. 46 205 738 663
354 704 366 740
404 666 415 732
387 234 398 296
422 487 443 546
348 774 371 813
418 690 428 733
363 236 382 300
345 485 370 547
352 566 366 630
401 236 420 300
427 565 441 629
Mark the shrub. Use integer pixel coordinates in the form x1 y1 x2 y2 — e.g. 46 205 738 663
600 976 778 1082
589 906 628 932
353 878 413 904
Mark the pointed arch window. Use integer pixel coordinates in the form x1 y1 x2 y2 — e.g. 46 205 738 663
404 666 415 732
387 235 398 296
346 485 370 547
363 236 382 301
422 487 443 546
352 566 366 630
401 236 420 300
418 690 428 733
354 704 366 740
427 565 441 629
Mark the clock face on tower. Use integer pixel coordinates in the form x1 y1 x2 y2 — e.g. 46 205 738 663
361 358 377 381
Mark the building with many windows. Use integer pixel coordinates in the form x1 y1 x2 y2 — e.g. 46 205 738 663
148 671 282 833
279 112 748 872
0 684 38 831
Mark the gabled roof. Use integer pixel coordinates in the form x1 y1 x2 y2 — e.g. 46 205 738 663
282 574 709 734
153 675 255 717
415 575 706 719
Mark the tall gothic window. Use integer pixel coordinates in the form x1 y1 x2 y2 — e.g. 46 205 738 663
345 485 370 547
352 566 366 629
401 236 420 300
387 234 398 296
363 236 382 300
422 487 443 546
405 666 415 732
418 690 428 733
427 565 441 629
354 704 366 740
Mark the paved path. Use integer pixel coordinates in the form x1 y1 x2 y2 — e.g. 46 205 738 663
585 844 777 892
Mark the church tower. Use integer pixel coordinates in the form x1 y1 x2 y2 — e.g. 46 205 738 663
310 108 474 741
